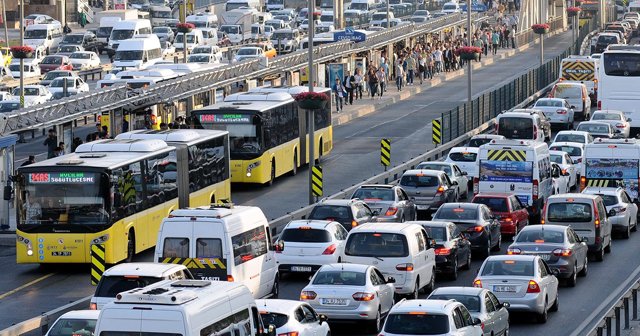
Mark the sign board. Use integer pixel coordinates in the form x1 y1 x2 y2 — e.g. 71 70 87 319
327 63 345 88
114 0 127 9
333 27 367 42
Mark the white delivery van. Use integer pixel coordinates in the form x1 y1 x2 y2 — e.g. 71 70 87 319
559 55 600 103
154 204 279 299
187 13 219 29
113 35 163 69
200 27 219 45
107 19 153 56
95 279 275 336
476 139 553 219
24 23 63 54
97 17 122 52
174 29 204 52
581 138 640 200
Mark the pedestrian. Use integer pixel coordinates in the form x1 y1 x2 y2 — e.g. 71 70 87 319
481 30 489 56
491 29 500 55
72 137 83 152
79 11 87 28
395 60 404 91
160 122 169 130
44 129 57 159
343 70 355 105
473 36 484 62
367 67 379 99
354 68 363 100
381 60 389 91
406 54 416 85
418 55 425 84
58 142 65 155
95 123 102 133
21 155 36 167
63 24 72 34
510 26 517 49
54 146 64 157
376 67 386 99
101 125 109 139
331 78 346 112
433 47 443 74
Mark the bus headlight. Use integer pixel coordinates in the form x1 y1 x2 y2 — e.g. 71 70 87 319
92 234 110 244
246 161 261 177
27 249 33 256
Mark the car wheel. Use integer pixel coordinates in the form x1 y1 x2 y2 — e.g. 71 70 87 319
462 250 472 270
578 256 588 277
566 264 577 287
450 258 458 280
409 280 419 299
271 276 279 298
369 309 381 333
537 299 549 323
491 234 501 252
481 239 491 259
550 295 559 312
125 230 135 263
595 247 605 262
632 219 638 232
623 222 631 239
605 238 612 253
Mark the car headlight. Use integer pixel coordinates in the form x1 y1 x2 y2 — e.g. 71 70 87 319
246 161 261 176
92 234 110 244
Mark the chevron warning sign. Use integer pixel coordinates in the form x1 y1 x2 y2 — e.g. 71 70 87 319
432 119 442 145
586 179 619 188
381 138 391 167
91 244 105 286
312 166 323 197
487 149 527 161
159 257 227 269
561 61 596 81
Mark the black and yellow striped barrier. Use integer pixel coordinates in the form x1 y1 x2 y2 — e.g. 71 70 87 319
159 257 227 269
381 138 391 167
586 179 618 188
432 119 442 145
312 166 323 197
91 244 105 286
561 61 595 81
487 149 527 161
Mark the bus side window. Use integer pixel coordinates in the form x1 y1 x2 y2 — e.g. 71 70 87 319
112 162 143 218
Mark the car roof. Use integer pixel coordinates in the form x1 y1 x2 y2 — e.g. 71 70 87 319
317 199 360 206
255 299 302 315
57 310 101 320
410 220 454 228
579 121 610 126
390 299 461 313
102 262 187 276
537 97 565 102
519 224 567 233
556 131 589 136
439 202 483 210
549 150 570 156
550 141 584 148
449 146 479 153
470 134 504 139
430 286 485 296
473 192 513 198
352 222 421 234
582 186 622 195
485 254 538 261
593 110 625 115
319 263 370 272
358 184 396 189
403 169 444 176
285 219 337 230
548 193 600 201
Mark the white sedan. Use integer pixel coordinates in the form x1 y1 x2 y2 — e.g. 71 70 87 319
9 62 41 79
590 110 631 138
444 146 480 180
69 51 101 71
533 98 575 130
191 45 223 63
45 310 99 336
48 77 90 98
256 299 331 336
234 46 266 62
12 85 51 105
550 150 578 189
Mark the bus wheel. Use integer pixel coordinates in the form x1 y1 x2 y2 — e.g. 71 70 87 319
125 230 135 263
291 153 298 176
268 161 276 186
315 141 323 165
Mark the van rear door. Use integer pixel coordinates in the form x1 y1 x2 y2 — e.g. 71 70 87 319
191 219 229 281
546 199 596 244
479 149 534 206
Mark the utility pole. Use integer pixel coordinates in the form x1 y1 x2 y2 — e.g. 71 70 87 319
19 0 25 108
466 0 471 116
308 2 315 205
1 0 8 48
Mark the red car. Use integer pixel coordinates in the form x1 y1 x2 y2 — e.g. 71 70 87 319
39 55 73 74
471 193 529 237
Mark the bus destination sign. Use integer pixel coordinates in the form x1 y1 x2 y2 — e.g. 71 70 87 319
199 114 251 123
29 172 96 184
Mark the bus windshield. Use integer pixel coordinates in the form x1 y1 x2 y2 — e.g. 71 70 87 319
193 113 261 158
603 53 640 76
17 171 109 231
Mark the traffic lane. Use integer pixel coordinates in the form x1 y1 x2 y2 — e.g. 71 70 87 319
232 31 575 221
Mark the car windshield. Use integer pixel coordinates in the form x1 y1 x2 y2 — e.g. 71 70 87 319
41 57 62 65
153 11 172 18
547 202 592 222
550 154 563 164
516 229 565 243
435 206 478 220
554 134 586 143
350 2 368 9
25 29 47 39
416 163 452 176
604 53 640 76
43 71 68 80
443 4 456 9
535 100 563 107
595 194 618 206
271 32 293 40
400 175 439 187
153 27 170 34
598 35 617 43
110 29 135 40
220 25 239 34
473 197 508 212
13 88 40 96
114 50 143 61
97 26 113 37
175 34 196 43
593 113 623 121
313 270 366 285
63 35 84 44
9 64 30 72
188 55 210 62
428 294 481 312
70 53 91 59
549 145 582 156
352 188 394 201
237 48 259 55
50 78 76 87
0 102 20 112
448 151 477 162
47 318 97 336
577 123 610 134
281 228 331 242
481 259 534 276
345 232 409 257
259 312 289 329
309 205 352 222
384 314 449 335
467 138 492 147
59 45 79 52
422 226 446 241
95 275 163 297
554 86 582 97
192 46 212 54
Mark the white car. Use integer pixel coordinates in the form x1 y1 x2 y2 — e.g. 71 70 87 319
12 85 51 105
191 45 224 63
590 110 631 138
473 255 559 323
45 310 99 336
0 92 13 101
9 62 41 79
551 162 571 194
466 134 505 147
256 299 331 336
549 141 585 174
382 299 483 336
533 98 575 130
48 77 90 97
234 46 265 62
276 220 347 276
40 69 75 86
416 161 469 199
69 51 101 70
442 1 462 13
188 54 220 64
24 14 60 27
552 130 594 144
444 146 479 180
550 150 578 189
582 187 639 238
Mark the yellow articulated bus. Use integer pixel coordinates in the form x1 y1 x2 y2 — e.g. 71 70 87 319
15 130 230 264
191 86 333 185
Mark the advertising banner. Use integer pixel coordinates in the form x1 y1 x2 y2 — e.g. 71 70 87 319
480 161 534 183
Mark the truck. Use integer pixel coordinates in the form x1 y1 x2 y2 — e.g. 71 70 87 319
149 5 173 27
95 9 140 23
219 8 257 44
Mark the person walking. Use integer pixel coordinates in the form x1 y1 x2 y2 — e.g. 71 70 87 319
43 129 57 159
376 67 386 99
332 78 346 112
510 26 517 49
343 70 355 105
395 60 404 91
354 68 364 100
433 47 443 74
406 54 416 85
473 36 484 62
491 29 500 55
367 67 379 99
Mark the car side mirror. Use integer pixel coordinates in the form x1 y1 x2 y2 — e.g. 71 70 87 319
551 269 560 277
372 210 380 216
500 302 511 308
461 171 468 175
386 276 396 284
609 209 616 217
318 314 328 323
473 317 482 326
571 105 576 109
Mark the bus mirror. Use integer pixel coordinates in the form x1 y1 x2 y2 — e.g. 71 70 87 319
3 186 11 200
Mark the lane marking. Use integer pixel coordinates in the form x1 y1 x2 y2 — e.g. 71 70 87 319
0 273 56 301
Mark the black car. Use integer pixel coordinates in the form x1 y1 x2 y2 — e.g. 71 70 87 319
419 221 472 280
307 199 376 231
432 203 502 259
59 32 100 53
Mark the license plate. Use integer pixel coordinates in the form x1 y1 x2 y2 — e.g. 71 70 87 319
291 266 312 272
493 285 516 292
322 298 348 305
416 205 429 210
51 251 71 256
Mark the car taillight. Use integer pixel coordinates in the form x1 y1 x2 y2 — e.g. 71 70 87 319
352 292 376 301
507 247 521 255
278 332 299 336
322 244 337 255
468 226 484 233
593 200 600 228
527 280 541 293
385 207 398 216
553 248 573 257
534 125 538 139
300 291 317 300
598 100 602 109
556 109 567 114
435 247 451 255
435 186 445 196
227 275 235 282
580 176 586 191
473 279 482 288
89 302 97 310
616 123 626 128
473 177 479 195
352 220 358 228
533 180 539 200
502 214 513 222
541 202 547 224
396 263 414 271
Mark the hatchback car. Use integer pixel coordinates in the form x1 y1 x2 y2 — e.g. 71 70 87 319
590 110 631 138
428 287 510 336
381 299 483 336
39 55 73 74
576 121 617 139
48 77 90 97
549 82 592 120
69 51 101 70
256 299 330 336
351 184 416 222
508 224 588 286
308 198 375 230
153 26 175 43
550 150 578 189
549 141 585 175
56 44 84 57
12 85 52 105
532 98 575 130
444 147 480 180
582 187 638 238
234 46 266 62
40 69 75 86
432 203 502 258
552 130 594 144
466 134 505 147
300 263 395 333
471 193 529 237
276 219 347 275
45 310 100 336
399 169 458 215
473 255 559 323
418 221 472 280
416 162 469 199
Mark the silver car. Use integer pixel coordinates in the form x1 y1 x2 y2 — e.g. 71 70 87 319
582 187 639 238
351 184 416 222
429 286 510 336
416 162 470 200
590 110 631 138
507 225 588 287
532 98 575 130
399 169 458 214
473 255 559 323
300 263 395 333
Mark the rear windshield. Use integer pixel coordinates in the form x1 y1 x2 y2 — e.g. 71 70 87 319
593 113 623 121
312 270 366 285
48 318 97 336
551 154 563 164
596 194 618 206
481 260 534 276
448 152 477 162
95 276 163 297
498 117 534 139
400 175 440 187
473 197 508 212
309 205 353 222
281 228 331 243
434 207 478 220
345 232 409 257
577 123 610 134
416 163 452 176
554 86 582 97
260 312 289 329
554 133 586 143
547 202 593 222
597 35 617 43
549 145 582 156
384 314 449 335
353 188 395 201
428 294 481 312
422 226 446 241
603 53 640 76
535 100 563 107
467 138 492 147
516 229 565 243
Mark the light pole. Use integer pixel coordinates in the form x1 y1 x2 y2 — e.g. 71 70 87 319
307 4 315 205
466 0 472 114
19 0 24 109
539 0 544 66
572 0 576 53
1 0 8 48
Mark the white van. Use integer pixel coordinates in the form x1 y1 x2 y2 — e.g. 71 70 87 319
496 111 546 142
95 279 274 336
370 12 395 26
476 139 553 219
107 19 153 56
225 0 261 11
200 27 219 45
342 222 436 298
187 13 219 29
174 29 204 52
24 23 63 54
113 35 163 70
97 17 122 52
154 204 279 299
581 138 640 200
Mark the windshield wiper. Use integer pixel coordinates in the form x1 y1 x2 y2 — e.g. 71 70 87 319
374 256 384 261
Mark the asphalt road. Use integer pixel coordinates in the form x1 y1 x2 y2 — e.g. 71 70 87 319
3 30 629 335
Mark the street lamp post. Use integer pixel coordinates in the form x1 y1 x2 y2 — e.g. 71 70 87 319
540 1 544 66
19 0 25 109
467 0 472 114
307 4 316 205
